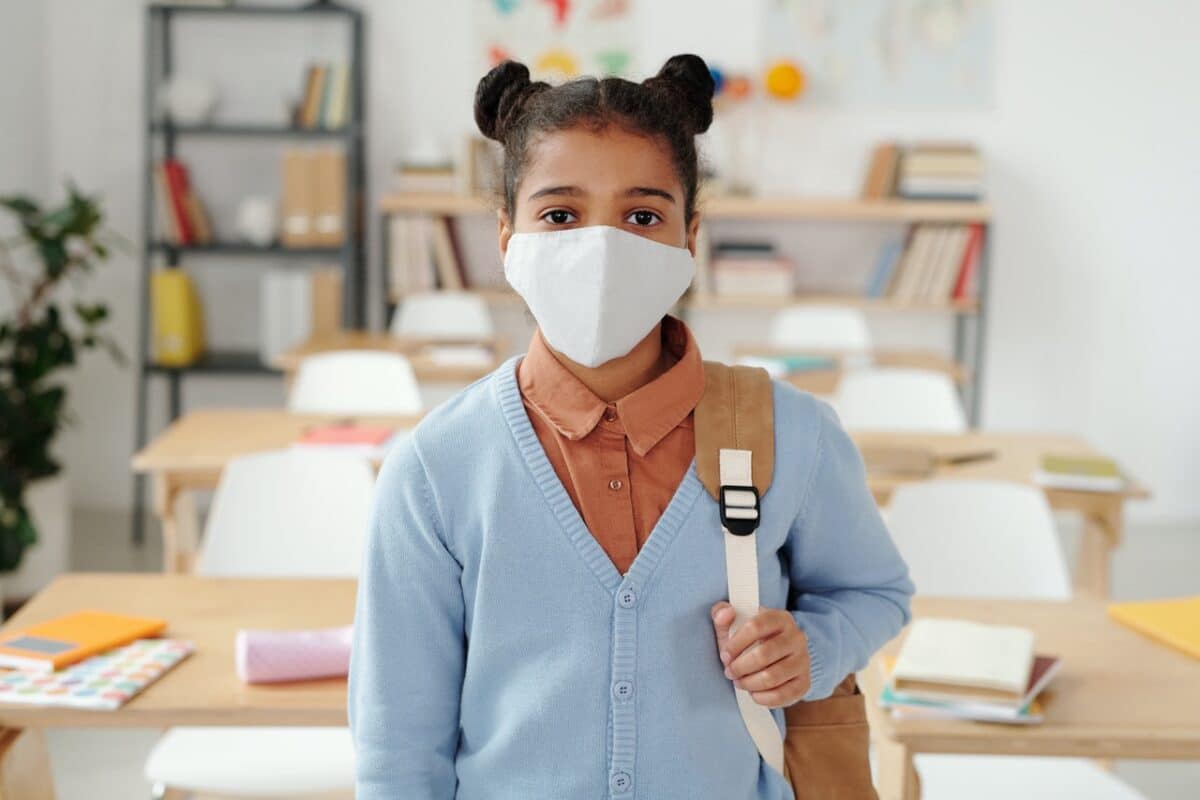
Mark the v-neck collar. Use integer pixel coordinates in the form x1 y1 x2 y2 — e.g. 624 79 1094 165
495 355 704 595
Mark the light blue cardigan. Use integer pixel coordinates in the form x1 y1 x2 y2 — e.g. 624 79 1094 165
348 356 913 799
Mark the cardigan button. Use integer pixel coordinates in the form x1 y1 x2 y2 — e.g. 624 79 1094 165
610 770 632 793
612 680 634 701
617 588 637 608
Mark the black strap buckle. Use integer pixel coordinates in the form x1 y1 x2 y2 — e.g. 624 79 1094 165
719 484 760 536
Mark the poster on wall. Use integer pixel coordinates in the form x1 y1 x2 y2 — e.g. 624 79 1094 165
474 0 636 83
764 0 995 107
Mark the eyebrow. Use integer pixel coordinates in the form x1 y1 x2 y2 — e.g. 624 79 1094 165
525 185 677 203
626 186 676 204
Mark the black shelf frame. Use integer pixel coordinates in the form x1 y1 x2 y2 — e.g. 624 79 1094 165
133 0 367 543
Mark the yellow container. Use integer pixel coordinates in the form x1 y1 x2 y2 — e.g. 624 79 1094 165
151 270 205 366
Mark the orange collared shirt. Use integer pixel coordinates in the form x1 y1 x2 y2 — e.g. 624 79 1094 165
517 315 705 576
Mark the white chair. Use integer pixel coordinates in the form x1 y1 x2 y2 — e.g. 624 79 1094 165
834 367 967 433
882 480 1145 800
768 306 872 353
289 350 422 415
885 480 1071 600
144 449 376 799
390 290 494 340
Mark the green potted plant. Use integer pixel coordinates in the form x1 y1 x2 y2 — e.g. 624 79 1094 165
0 184 121 604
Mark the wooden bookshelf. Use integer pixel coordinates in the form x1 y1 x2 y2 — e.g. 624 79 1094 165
378 192 990 223
380 189 992 426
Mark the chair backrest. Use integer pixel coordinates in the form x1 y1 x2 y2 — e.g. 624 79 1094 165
390 290 494 340
768 306 873 352
196 449 376 578
834 367 967 433
289 350 422 415
885 480 1072 599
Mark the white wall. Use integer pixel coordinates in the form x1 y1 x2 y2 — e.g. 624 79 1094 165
1 0 1197 521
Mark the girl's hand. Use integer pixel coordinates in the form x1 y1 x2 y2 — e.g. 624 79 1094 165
710 601 811 708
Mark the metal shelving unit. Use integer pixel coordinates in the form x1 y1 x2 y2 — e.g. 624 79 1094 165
133 1 367 542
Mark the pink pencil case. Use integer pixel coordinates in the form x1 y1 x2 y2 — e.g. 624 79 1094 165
235 625 352 685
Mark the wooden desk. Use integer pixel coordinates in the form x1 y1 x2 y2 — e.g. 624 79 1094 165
132 409 420 573
133 412 1148 593
852 431 1149 597
733 345 970 396
270 330 506 384
0 574 355 799
866 597 1200 800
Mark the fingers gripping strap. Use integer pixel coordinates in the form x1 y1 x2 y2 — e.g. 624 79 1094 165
719 449 786 778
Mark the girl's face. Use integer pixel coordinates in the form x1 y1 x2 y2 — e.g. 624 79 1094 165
498 125 700 256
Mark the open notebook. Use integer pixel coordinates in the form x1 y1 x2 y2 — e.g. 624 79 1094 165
0 639 192 710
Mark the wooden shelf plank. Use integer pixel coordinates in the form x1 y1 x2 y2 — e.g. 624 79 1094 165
684 293 979 314
377 192 990 222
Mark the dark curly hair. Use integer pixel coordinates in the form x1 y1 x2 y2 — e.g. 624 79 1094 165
473 54 715 225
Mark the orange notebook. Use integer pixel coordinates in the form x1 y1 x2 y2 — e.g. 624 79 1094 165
1108 597 1200 660
0 611 167 673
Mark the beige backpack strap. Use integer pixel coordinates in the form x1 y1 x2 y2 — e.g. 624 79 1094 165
695 360 785 779
695 361 775 500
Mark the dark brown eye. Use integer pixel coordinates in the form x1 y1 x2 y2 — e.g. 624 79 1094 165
540 209 576 225
627 210 661 227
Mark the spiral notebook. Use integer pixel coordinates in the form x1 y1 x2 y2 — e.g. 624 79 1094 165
0 639 193 711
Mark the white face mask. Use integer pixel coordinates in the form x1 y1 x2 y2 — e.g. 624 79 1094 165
503 225 696 368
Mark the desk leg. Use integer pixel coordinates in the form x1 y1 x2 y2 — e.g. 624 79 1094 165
153 474 199 574
876 737 920 800
1075 501 1123 598
0 729 55 800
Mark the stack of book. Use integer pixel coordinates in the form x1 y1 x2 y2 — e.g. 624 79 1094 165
295 62 351 130
882 618 1061 725
388 216 468 294
897 143 984 201
0 610 192 711
710 242 794 297
865 223 983 303
1033 454 1127 493
859 141 984 201
294 424 406 460
392 162 460 194
280 148 346 248
153 159 213 246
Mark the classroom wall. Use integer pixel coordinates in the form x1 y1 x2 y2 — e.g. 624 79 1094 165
1 0 1197 521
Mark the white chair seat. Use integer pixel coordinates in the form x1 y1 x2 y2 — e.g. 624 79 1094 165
145 726 354 797
914 755 1146 799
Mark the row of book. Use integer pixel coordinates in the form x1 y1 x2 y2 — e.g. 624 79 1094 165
388 215 469 295
280 148 347 248
861 142 984 201
295 62 351 130
153 159 213 246
707 241 794 297
866 223 984 303
882 618 1061 725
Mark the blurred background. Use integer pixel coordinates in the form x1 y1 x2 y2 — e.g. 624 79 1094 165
0 1 1197 798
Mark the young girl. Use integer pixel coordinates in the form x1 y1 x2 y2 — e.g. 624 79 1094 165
348 54 913 799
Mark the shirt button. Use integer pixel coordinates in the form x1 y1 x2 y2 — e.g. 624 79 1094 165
603 407 618 422
617 587 637 608
608 478 623 491
612 680 634 701
610 770 632 793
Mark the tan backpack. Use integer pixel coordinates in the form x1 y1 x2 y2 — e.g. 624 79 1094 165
695 361 878 800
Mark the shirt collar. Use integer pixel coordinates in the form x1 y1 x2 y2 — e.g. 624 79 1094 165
517 315 706 456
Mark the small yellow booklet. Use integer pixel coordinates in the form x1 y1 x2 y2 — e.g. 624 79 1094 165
1108 596 1200 660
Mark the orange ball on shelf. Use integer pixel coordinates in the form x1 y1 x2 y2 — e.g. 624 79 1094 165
764 60 806 100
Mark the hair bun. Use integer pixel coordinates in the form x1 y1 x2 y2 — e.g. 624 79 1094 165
645 54 715 134
474 60 549 142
